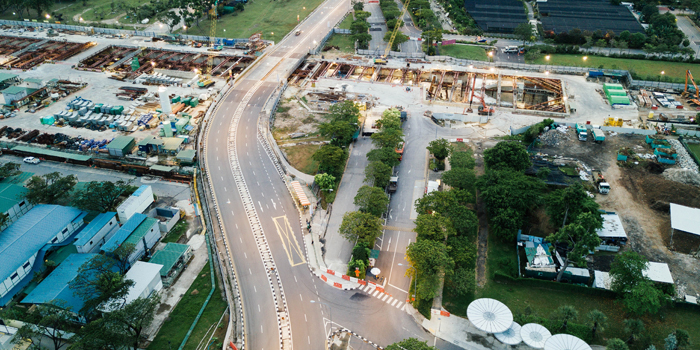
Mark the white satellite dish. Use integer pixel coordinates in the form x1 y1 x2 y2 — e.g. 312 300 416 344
520 323 552 348
544 334 591 350
495 322 522 345
466 298 513 333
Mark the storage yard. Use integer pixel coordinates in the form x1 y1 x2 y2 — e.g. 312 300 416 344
0 35 94 69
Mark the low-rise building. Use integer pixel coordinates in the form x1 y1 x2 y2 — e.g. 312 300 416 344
161 137 185 155
101 213 160 265
73 212 120 253
670 203 700 241
0 205 87 306
2 86 37 106
100 261 163 312
106 136 136 157
594 262 674 290
148 207 181 234
117 185 154 222
596 212 627 245
0 183 33 231
149 243 192 286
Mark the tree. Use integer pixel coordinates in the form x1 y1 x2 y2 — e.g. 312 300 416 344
552 305 578 332
587 309 608 339
69 253 135 318
352 241 371 261
441 168 476 192
158 10 180 33
377 108 402 130
26 172 77 204
314 173 336 191
514 22 533 44
449 151 475 169
624 318 645 344
406 239 453 300
106 294 160 350
367 147 401 168
447 268 475 296
12 301 73 350
629 32 646 48
447 235 477 267
546 182 601 228
364 161 392 188
610 251 648 294
608 339 630 350
623 280 669 315
371 127 404 149
354 185 389 217
28 0 54 19
427 138 451 161
546 212 602 281
352 0 364 11
0 212 8 229
313 145 348 178
386 338 438 350
319 120 357 147
415 213 455 242
384 31 409 50
72 180 135 213
666 334 679 350
483 141 531 171
673 330 691 350
339 211 383 245
109 243 137 275
70 318 129 350
0 162 20 179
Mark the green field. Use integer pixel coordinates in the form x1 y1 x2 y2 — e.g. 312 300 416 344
324 33 355 53
443 233 700 349
149 262 228 350
337 14 353 30
438 44 488 61
161 220 189 244
686 142 700 164
527 54 700 83
0 0 152 28
176 0 326 43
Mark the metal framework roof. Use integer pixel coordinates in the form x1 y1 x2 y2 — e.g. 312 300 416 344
149 243 191 276
123 217 158 246
0 183 28 213
670 203 700 236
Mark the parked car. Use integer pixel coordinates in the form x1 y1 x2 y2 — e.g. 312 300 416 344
23 157 40 164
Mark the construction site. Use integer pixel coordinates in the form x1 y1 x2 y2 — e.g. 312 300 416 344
288 59 569 116
0 35 94 70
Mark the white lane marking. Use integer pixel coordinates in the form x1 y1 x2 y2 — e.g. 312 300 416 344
244 252 247 259
261 325 263 333
372 290 380 297
258 304 261 312
308 336 310 345
271 199 276 209
391 299 398 306
294 275 298 283
253 285 256 292
236 224 239 229
304 314 307 322
299 294 303 301
258 201 264 212
239 237 242 243
250 269 253 275
396 301 404 309
381 294 390 301
224 187 227 192
231 211 234 216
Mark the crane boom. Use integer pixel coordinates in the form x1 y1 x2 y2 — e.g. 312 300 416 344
684 69 699 99
207 1 218 78
383 0 410 58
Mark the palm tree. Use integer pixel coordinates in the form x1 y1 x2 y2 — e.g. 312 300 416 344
553 305 579 332
624 318 645 344
587 309 608 339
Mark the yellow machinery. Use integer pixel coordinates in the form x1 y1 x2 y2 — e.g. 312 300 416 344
682 69 700 103
604 118 623 127
383 0 411 58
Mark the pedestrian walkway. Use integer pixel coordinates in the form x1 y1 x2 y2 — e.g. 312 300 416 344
357 283 407 310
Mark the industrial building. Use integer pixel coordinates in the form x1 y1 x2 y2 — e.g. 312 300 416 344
149 243 192 287
0 205 87 306
101 213 160 265
106 135 136 157
117 185 154 222
100 261 163 312
463 0 528 33
538 0 645 34
72 212 120 253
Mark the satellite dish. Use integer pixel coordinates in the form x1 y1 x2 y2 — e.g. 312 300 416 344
466 298 513 333
544 334 591 350
495 322 522 345
520 323 552 349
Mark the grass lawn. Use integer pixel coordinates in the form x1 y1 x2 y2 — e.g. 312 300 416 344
149 262 228 350
280 143 321 175
337 14 353 30
324 34 355 53
686 142 700 163
0 0 150 26
161 220 189 244
444 232 700 349
438 44 488 61
176 0 326 43
527 54 700 84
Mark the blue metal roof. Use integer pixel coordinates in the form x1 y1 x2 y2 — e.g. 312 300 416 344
73 212 117 247
0 205 86 282
132 185 149 197
101 213 147 252
21 253 98 312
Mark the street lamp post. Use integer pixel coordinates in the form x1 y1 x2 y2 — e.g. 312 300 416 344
310 300 332 348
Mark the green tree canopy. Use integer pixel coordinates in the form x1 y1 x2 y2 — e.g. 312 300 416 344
610 251 649 294
12 301 73 350
449 151 475 169
607 338 630 350
546 212 602 281
483 141 531 171
427 138 452 161
72 180 136 213
447 267 475 297
367 147 401 168
441 168 476 192
587 309 609 339
514 22 533 44
386 338 438 350
552 305 579 332
313 145 348 178
354 185 389 217
377 108 402 129
624 318 645 344
314 173 336 191
69 253 135 318
352 241 371 262
26 172 77 205
415 213 455 242
447 235 477 268
371 127 404 149
319 120 358 147
406 239 454 300
364 161 392 188
339 211 383 245
623 280 669 316
0 162 21 179
546 182 601 228
106 294 160 350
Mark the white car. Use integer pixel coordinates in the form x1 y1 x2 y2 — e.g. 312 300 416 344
23 157 40 164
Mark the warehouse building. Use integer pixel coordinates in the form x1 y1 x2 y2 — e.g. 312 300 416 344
106 135 136 157
72 212 120 253
0 205 87 306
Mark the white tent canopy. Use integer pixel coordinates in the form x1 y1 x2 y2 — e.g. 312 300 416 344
495 322 522 345
670 203 700 236
544 334 591 350
521 323 552 348
467 298 513 333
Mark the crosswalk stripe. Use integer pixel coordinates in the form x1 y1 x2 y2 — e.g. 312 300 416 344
381 294 389 301
386 297 394 304
362 285 371 292
400 303 405 310
372 290 380 297
391 299 398 306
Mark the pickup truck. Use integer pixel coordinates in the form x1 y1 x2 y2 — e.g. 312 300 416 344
388 176 398 193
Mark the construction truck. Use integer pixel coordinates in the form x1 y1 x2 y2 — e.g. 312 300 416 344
592 129 605 143
388 176 398 193
592 170 610 194
374 58 388 65
575 123 588 141
395 141 405 161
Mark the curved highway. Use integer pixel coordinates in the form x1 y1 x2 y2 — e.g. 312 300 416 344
202 1 460 348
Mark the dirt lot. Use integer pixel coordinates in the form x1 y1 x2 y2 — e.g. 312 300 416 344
533 128 700 298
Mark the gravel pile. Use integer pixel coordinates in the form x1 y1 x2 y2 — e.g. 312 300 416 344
662 168 700 187
539 127 571 147
668 139 699 173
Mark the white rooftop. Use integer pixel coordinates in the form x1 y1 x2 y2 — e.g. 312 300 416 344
596 213 627 238
643 262 674 284
593 270 612 290
670 203 700 236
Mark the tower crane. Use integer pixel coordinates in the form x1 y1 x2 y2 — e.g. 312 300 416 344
198 1 219 88
682 69 699 100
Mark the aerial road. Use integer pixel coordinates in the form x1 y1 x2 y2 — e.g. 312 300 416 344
201 0 462 349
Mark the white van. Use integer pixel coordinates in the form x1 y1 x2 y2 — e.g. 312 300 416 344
502 46 519 54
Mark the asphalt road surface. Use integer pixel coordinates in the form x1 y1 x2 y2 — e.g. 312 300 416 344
202 0 463 348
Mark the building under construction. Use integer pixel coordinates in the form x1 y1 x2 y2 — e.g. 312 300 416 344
0 35 93 70
288 59 568 115
76 45 256 80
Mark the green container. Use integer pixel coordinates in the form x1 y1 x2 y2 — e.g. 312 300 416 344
94 103 103 113
182 97 192 105
190 99 199 107
171 96 180 103
603 83 624 91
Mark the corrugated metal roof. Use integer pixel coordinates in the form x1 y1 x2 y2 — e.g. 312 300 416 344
150 243 190 276
176 149 196 161
123 217 158 246
596 213 627 238
161 137 184 150
132 185 149 197
149 165 175 172
0 205 86 281
2 86 35 95
12 145 92 162
0 183 28 213
0 72 18 82
74 212 117 246
101 213 147 252
21 253 98 311
670 203 700 236
106 136 135 151
0 171 33 185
